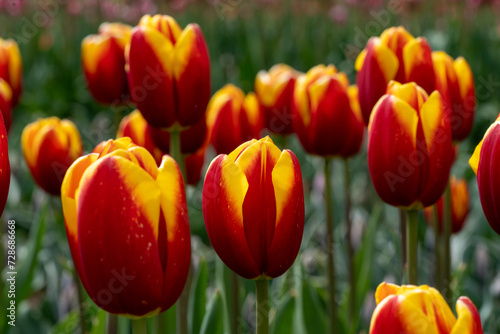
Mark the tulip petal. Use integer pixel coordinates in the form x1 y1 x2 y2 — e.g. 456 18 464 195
451 297 483 334
203 155 260 279
403 38 435 94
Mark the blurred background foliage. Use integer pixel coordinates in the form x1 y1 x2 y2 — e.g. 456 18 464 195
2 0 500 333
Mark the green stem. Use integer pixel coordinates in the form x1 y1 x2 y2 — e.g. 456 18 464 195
406 210 419 285
72 270 87 334
230 271 240 334
343 159 355 323
399 209 407 277
106 313 118 334
255 279 269 334
156 312 166 334
324 158 337 334
170 129 187 181
443 181 452 303
131 318 147 334
433 204 442 291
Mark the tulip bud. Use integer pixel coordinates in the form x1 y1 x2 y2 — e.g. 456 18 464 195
0 78 12 132
432 52 475 141
127 14 211 129
0 111 10 217
82 23 132 105
255 64 297 134
355 27 435 124
207 84 262 154
293 65 364 157
117 110 208 185
370 282 483 334
61 137 191 317
0 38 22 107
470 113 500 234
367 81 453 209
22 117 83 196
203 137 304 279
424 176 469 234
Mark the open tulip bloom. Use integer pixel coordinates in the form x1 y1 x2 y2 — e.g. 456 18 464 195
370 283 483 334
61 137 191 320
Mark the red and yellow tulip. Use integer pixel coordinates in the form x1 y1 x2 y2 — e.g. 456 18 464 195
203 137 304 279
470 113 500 234
255 64 297 135
82 22 132 104
355 27 435 125
293 65 364 157
0 38 22 107
370 282 483 334
61 137 191 317
207 84 262 155
432 51 475 141
22 117 82 196
0 110 9 216
424 176 469 234
127 14 211 129
117 110 207 185
367 81 453 208
0 78 12 132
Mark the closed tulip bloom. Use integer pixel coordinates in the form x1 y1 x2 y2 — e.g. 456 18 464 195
61 137 191 317
470 113 500 234
0 111 10 217
370 282 483 334
293 65 364 157
255 64 297 135
22 117 82 196
0 78 12 132
203 137 304 279
432 52 475 141
207 84 262 154
368 81 453 208
117 110 207 185
82 23 132 104
424 176 469 234
0 38 22 107
127 14 210 129
355 26 435 124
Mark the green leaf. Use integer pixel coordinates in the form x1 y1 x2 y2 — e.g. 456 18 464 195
199 290 224 334
189 258 208 334
271 294 295 334
301 280 327 334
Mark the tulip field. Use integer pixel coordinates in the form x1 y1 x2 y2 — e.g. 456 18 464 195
3 0 500 333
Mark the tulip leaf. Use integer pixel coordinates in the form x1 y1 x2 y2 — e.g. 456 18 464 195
301 279 327 334
189 258 208 334
199 290 224 334
271 294 295 334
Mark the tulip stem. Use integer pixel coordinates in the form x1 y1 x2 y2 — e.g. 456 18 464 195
255 279 269 334
131 318 147 334
343 159 355 323
433 204 442 291
72 270 87 334
399 209 407 277
106 313 118 334
324 158 337 334
230 271 240 334
406 210 418 285
170 129 187 182
443 182 452 304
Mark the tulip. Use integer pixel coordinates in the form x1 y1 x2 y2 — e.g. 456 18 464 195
355 26 435 124
82 22 132 104
255 64 297 135
470 113 500 234
127 14 211 129
0 111 10 217
61 137 191 318
22 117 83 196
0 78 12 132
117 110 207 186
367 81 453 209
0 38 22 107
293 65 364 157
206 84 262 154
424 176 469 234
370 282 483 334
432 51 475 141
